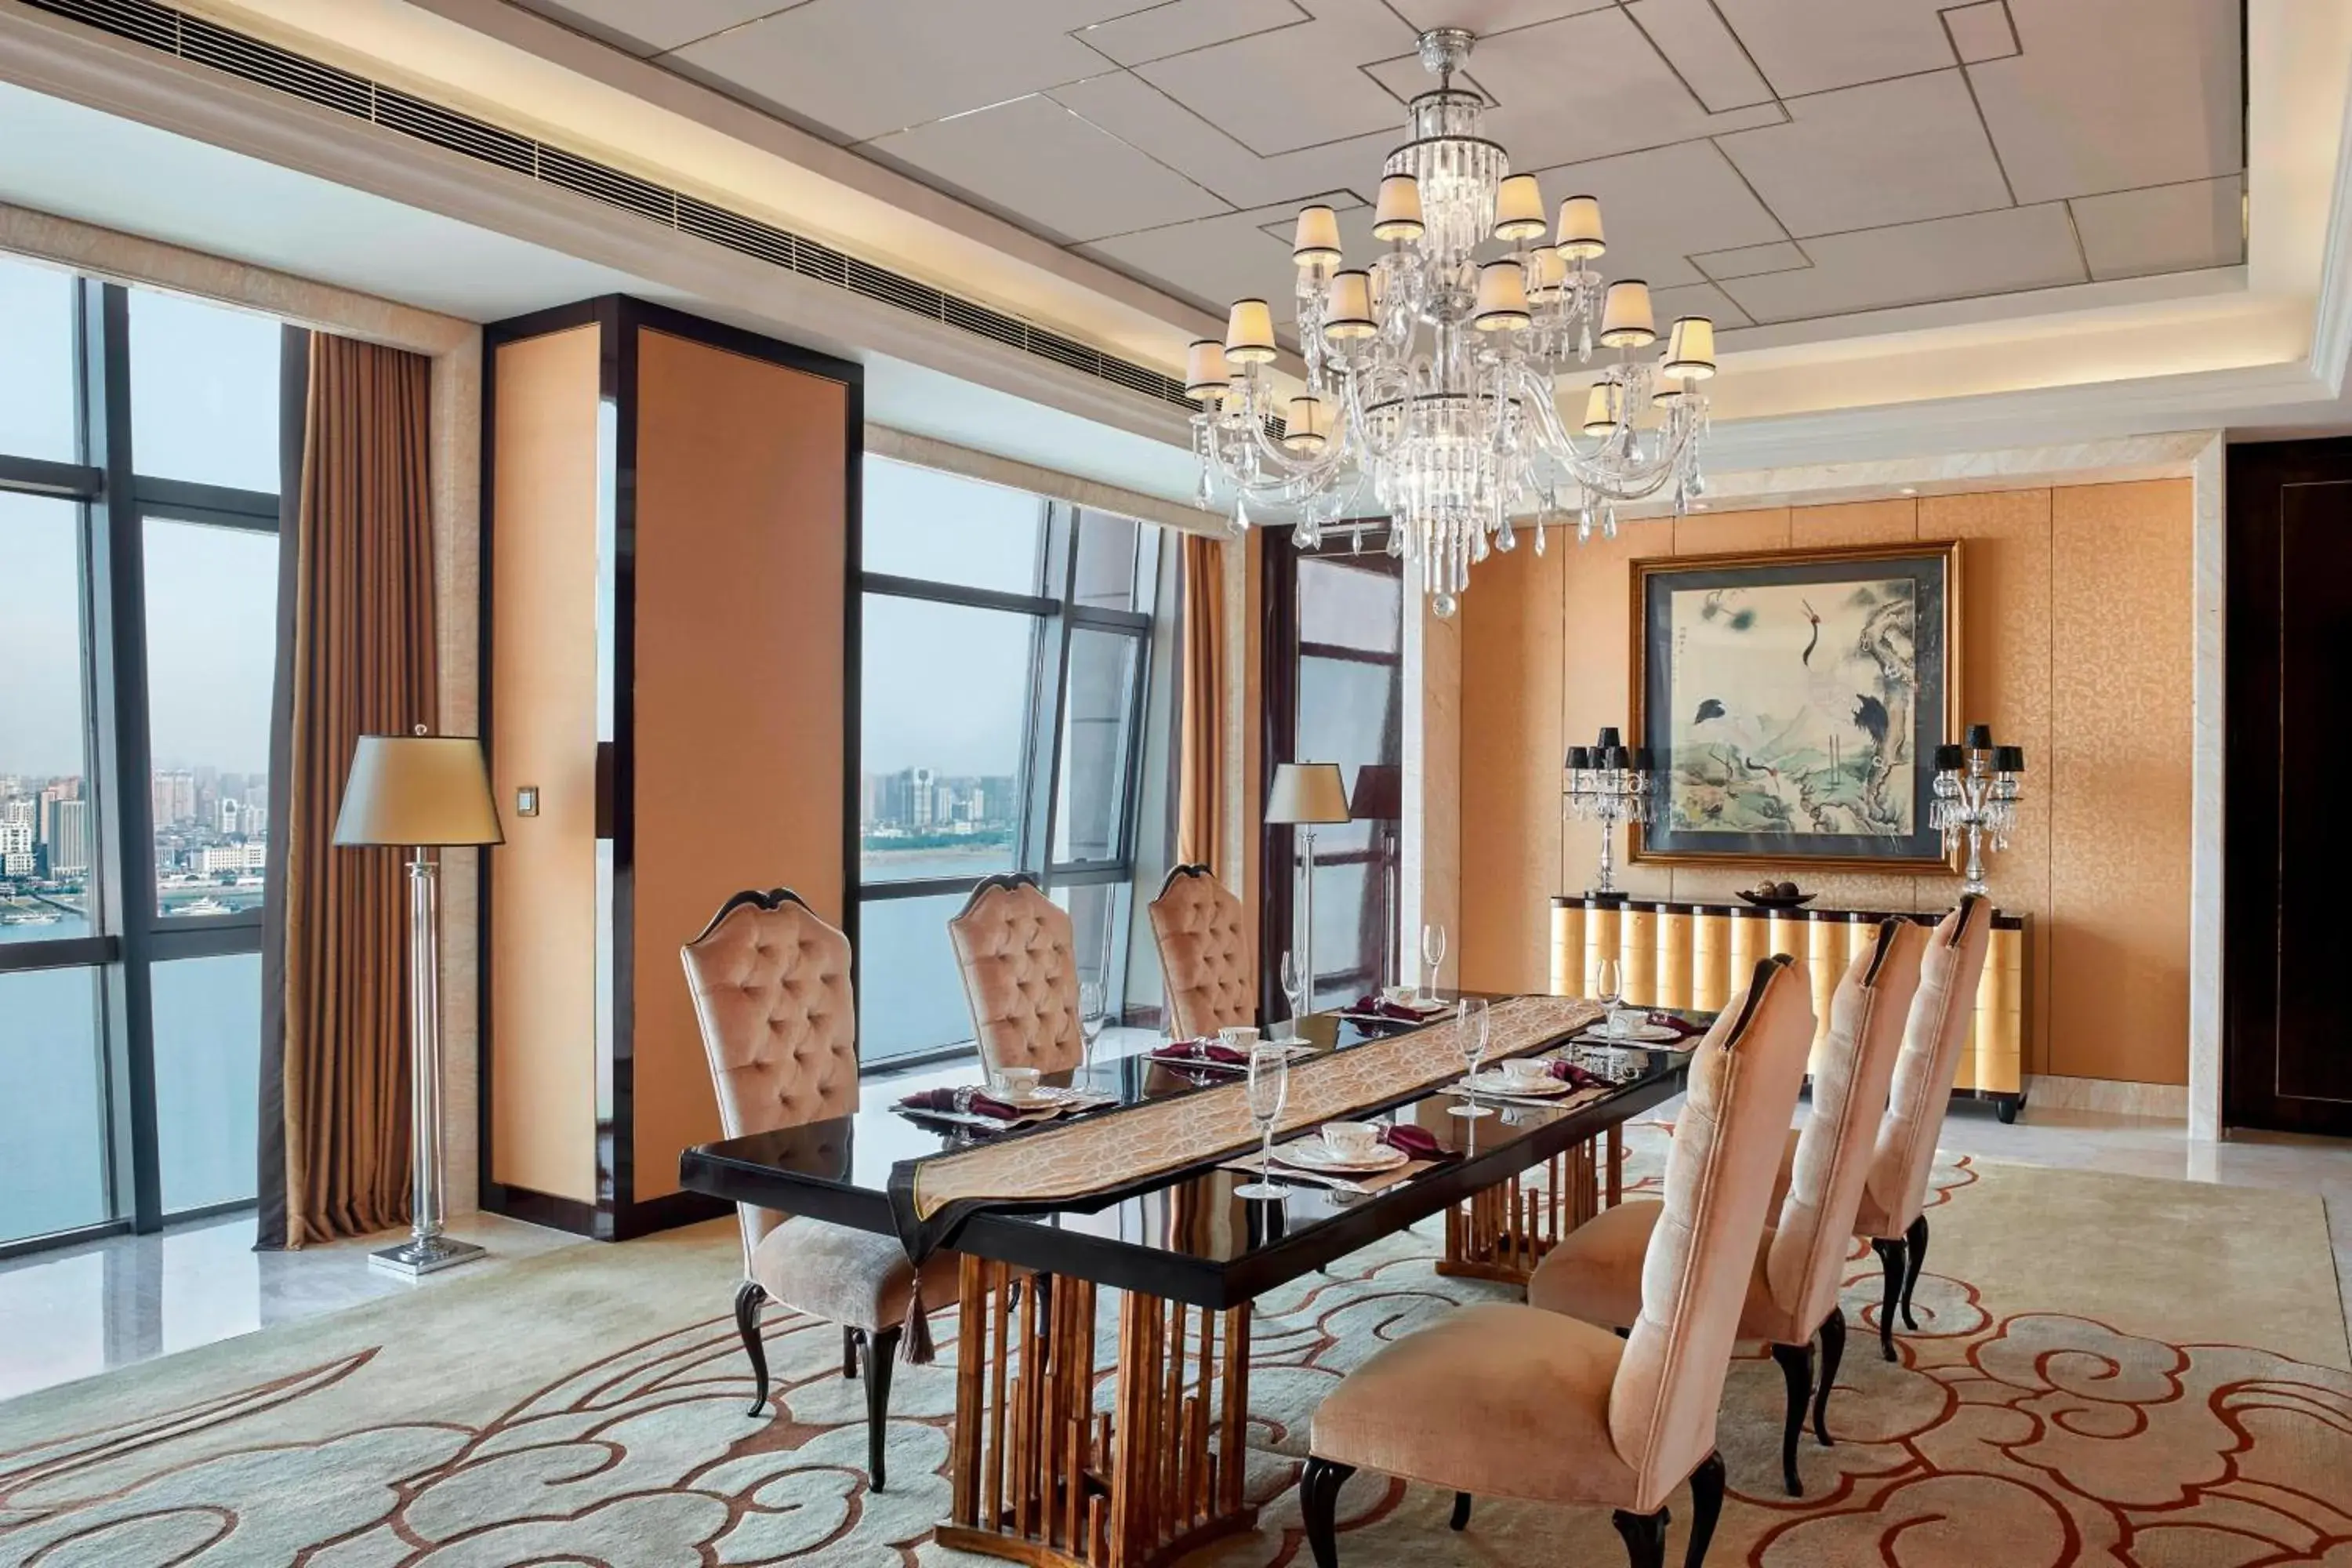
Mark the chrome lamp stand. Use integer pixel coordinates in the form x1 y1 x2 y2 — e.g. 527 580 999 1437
373 851 482 1277
1932 727 2026 898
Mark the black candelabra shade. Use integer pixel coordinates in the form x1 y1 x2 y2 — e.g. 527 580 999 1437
1933 742 1965 771
1963 723 1995 750
1595 725 1622 750
1994 745 2027 773
1565 746 1592 771
1630 746 1655 771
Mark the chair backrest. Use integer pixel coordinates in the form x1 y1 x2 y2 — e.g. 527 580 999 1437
1857 895 1994 1239
1147 864 1253 1039
1761 918 1927 1339
948 873 1083 1074
680 888 858 1260
1608 953 1815 1514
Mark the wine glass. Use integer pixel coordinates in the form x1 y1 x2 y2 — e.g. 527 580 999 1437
1449 996 1494 1119
1420 923 1447 1004
1233 1044 1293 1200
1592 956 1624 1040
1078 980 1107 1085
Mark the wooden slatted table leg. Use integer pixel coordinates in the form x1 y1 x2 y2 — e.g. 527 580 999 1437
938 1275 1258 1568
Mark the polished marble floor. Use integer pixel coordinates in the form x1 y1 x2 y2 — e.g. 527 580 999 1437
1 1083 2344 1406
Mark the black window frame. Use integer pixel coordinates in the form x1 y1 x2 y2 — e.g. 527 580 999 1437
0 271 298 1258
854 481 1159 1071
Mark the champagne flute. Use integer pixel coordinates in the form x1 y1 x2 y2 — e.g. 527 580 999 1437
1593 956 1624 1040
1449 996 1494 1119
1233 1044 1293 1200
1420 923 1447 1004
1078 980 1106 1086
1278 950 1308 1040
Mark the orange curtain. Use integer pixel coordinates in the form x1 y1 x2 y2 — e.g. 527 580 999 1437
1176 533 1225 873
263 334 437 1247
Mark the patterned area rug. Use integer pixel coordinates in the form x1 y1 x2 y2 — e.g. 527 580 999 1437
2 1131 2346 1567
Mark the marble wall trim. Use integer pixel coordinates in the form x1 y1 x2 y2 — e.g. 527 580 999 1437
2026 1073 2192 1120
0 205 485 1214
2187 436 2226 1142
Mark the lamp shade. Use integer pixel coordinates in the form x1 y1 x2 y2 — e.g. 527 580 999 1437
1292 204 1342 270
1282 391 1332 452
1348 761 1403 822
1565 746 1592 771
1372 174 1425 241
1472 260 1532 332
1933 743 1965 771
1964 723 1994 750
1599 280 1656 347
1265 760 1350 825
1492 173 1547 241
1581 380 1623 436
1526 245 1569 300
1663 315 1717 379
1994 745 2027 773
1225 298 1277 364
334 733 504 848
1184 338 1231 397
1595 726 1622 749
1555 194 1606 260
1323 269 1377 340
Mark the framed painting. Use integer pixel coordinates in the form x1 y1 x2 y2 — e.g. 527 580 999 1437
1629 541 1961 870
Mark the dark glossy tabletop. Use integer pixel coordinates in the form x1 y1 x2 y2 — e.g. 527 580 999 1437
681 1000 1697 1309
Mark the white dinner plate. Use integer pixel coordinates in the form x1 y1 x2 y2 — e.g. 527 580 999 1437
1463 1070 1572 1097
1573 1023 1682 1044
1274 1138 1410 1174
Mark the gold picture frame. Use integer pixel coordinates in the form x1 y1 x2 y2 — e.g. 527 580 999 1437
1627 539 1963 873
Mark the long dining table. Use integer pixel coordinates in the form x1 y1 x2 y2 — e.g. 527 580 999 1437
679 993 1697 1568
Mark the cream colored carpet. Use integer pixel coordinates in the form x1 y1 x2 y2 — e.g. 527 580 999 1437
2 1136 2346 1567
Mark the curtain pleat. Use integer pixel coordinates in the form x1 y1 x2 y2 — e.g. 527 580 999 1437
266 333 437 1247
1175 534 1225 873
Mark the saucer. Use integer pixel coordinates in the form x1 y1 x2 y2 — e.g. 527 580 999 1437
1276 1138 1409 1174
1465 1070 1571 1097
1574 1023 1681 1044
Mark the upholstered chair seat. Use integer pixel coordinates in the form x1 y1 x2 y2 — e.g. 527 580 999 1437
1147 865 1254 1040
1530 920 1927 1497
683 888 952 1493
1763 896 1993 1362
1300 956 1816 1568
949 874 1084 1075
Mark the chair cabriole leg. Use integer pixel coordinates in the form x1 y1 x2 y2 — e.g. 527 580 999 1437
860 1325 902 1490
1450 1490 1472 1530
1769 1339 1813 1496
1612 1504 1670 1568
1813 1306 1846 1446
1901 1214 1930 1330
1684 1451 1725 1568
1300 1457 1353 1568
733 1281 769 1417
843 1323 861 1380
1870 1236 1907 1361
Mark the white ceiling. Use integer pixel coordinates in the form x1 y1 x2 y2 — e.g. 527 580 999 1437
509 0 2247 332
0 78 1203 503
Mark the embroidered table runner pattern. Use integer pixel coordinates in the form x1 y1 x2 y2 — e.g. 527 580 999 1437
889 994 1604 1258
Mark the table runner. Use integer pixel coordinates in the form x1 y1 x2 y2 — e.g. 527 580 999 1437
887 994 1603 1259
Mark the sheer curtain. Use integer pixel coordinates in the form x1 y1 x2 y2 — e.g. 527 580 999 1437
1175 533 1225 873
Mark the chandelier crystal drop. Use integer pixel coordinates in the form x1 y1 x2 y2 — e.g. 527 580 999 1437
1187 27 1719 616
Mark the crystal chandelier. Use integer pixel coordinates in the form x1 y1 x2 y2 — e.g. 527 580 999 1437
1185 27 1719 616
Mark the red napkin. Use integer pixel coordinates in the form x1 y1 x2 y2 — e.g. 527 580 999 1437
1152 1039 1248 1066
1547 1058 1612 1091
896 1086 1022 1120
1378 1123 1454 1162
1348 994 1439 1022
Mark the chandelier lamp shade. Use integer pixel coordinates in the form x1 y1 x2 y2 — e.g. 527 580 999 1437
1189 27 1719 615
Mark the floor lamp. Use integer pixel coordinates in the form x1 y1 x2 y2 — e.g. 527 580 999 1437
1348 763 1403 989
1266 761 1351 1015
333 729 505 1277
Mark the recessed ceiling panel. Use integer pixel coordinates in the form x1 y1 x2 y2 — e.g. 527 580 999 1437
1709 0 1960 97
1074 0 1310 67
2072 176 2244 281
507 0 791 56
1079 194 1368 318
1716 71 2013 237
1623 0 1776 111
1720 203 2083 322
1523 141 1788 289
1134 2 1418 156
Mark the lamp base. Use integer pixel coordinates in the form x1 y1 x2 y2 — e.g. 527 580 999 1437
370 1234 485 1278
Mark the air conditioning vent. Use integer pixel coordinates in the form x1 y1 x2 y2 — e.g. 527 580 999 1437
23 0 1219 419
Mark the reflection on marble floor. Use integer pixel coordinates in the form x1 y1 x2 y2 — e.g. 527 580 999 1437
0 1210 579 1403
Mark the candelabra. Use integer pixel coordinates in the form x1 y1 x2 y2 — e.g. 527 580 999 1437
1564 727 1657 898
1931 724 2027 897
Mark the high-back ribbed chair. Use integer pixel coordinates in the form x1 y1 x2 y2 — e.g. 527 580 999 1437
681 888 956 1490
947 873 1084 1076
1850 894 1994 1359
1146 863 1254 1040
1528 919 1927 1497
1297 955 1817 1568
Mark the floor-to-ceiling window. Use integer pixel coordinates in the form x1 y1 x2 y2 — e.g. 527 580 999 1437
855 458 1167 1066
0 254 292 1253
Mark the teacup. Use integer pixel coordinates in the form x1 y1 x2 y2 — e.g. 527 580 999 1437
1381 985 1419 1006
1321 1121 1383 1162
993 1065 1043 1102
1219 1025 1262 1054
1501 1057 1553 1090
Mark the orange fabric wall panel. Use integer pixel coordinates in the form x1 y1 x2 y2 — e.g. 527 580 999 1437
1454 481 2194 1084
488 325 602 1203
630 328 848 1202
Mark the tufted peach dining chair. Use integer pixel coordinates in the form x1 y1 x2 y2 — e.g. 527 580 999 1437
1527 920 1926 1497
1298 955 1817 1568
947 873 1083 1076
681 888 956 1492
1846 894 1994 1361
1146 864 1254 1039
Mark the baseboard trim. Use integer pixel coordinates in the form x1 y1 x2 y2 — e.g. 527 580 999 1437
2024 1073 2189 1120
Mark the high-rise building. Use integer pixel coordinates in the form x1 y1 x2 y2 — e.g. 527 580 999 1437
0 822 33 878
49 800 89 877
153 770 197 826
219 798 241 834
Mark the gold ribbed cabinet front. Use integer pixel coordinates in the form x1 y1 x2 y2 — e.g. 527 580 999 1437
1547 895 2031 1123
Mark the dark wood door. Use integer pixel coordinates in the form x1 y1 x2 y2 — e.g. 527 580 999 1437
2226 440 2352 1135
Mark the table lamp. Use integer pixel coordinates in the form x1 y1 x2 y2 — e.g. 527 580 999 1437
1265 761 1351 1015
333 728 504 1276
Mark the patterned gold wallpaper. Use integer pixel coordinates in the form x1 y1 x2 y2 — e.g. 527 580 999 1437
1458 481 2193 1085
